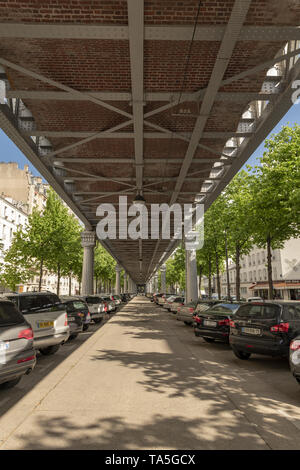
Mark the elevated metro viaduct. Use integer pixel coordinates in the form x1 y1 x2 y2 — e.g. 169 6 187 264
0 1 299 298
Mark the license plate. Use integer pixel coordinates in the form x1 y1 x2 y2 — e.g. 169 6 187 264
242 327 261 335
93 313 101 318
204 320 217 327
38 321 54 329
68 316 75 321
0 341 9 351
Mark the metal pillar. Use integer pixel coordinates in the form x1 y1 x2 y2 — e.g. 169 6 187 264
160 264 166 293
81 230 96 296
185 247 198 303
115 264 121 295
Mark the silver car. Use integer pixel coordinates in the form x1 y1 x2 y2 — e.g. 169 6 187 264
80 295 106 323
170 297 185 314
0 299 36 388
4 292 70 355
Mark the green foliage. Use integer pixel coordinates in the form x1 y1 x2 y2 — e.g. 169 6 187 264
94 241 116 283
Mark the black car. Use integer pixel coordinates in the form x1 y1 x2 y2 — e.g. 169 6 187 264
60 296 91 337
229 301 300 360
194 302 244 343
289 335 300 384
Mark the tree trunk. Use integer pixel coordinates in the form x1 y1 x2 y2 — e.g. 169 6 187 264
225 230 230 299
208 256 212 298
267 234 273 300
38 258 43 292
56 264 61 296
235 243 241 301
198 265 202 297
69 274 72 296
215 252 221 299
79 282 81 295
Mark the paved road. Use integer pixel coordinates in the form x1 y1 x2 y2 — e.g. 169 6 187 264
0 297 300 450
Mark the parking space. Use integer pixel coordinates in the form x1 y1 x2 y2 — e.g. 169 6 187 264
0 298 299 450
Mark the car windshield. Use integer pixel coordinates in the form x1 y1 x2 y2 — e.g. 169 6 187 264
0 302 24 325
236 304 280 319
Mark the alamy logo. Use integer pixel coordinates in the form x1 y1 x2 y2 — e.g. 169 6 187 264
96 196 204 250
292 80 300 104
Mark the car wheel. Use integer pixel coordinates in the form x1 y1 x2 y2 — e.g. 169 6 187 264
82 325 89 331
184 321 191 326
69 333 79 340
0 376 21 389
39 344 60 356
203 337 215 343
296 377 300 385
232 347 251 360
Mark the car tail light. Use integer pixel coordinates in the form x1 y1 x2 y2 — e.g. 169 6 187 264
18 328 34 340
194 316 202 324
111 296 115 300
17 355 35 364
104 302 108 312
229 320 235 328
290 340 300 351
218 318 230 326
189 308 194 313
87 312 91 320
64 314 68 326
270 322 289 333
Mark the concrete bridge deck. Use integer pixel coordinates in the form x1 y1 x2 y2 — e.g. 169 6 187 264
0 297 300 450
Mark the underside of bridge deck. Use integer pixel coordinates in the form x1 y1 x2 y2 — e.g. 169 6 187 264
0 1 299 284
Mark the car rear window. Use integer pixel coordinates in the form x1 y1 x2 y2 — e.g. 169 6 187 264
236 304 280 319
86 297 102 304
282 305 300 321
0 302 25 325
18 294 62 313
204 304 241 314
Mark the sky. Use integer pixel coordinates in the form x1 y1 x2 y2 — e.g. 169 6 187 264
0 103 299 181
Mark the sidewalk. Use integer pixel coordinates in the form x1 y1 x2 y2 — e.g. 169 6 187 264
0 297 299 449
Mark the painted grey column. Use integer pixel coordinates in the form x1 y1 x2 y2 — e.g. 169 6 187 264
185 247 198 303
154 274 158 292
81 230 96 296
124 273 127 293
160 264 166 293
115 264 121 295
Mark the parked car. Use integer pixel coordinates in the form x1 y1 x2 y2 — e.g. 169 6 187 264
229 301 300 360
176 301 198 325
3 292 69 356
110 294 122 306
101 295 117 312
80 295 106 323
0 299 36 389
194 302 244 343
170 297 185 314
289 336 300 384
153 293 165 304
158 294 170 306
162 295 177 310
59 296 91 338
247 297 264 302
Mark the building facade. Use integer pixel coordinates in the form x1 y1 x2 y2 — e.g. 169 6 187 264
221 238 300 300
0 167 80 296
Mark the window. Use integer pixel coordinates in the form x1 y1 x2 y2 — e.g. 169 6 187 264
244 272 247 282
249 271 252 281
284 305 300 320
236 304 280 320
0 301 24 325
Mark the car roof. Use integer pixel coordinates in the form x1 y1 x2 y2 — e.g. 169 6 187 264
3 291 57 297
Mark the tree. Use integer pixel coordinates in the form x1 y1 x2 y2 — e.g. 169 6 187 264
94 241 116 293
222 170 255 300
249 124 300 299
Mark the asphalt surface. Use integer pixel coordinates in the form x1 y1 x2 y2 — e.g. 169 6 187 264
0 297 299 450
